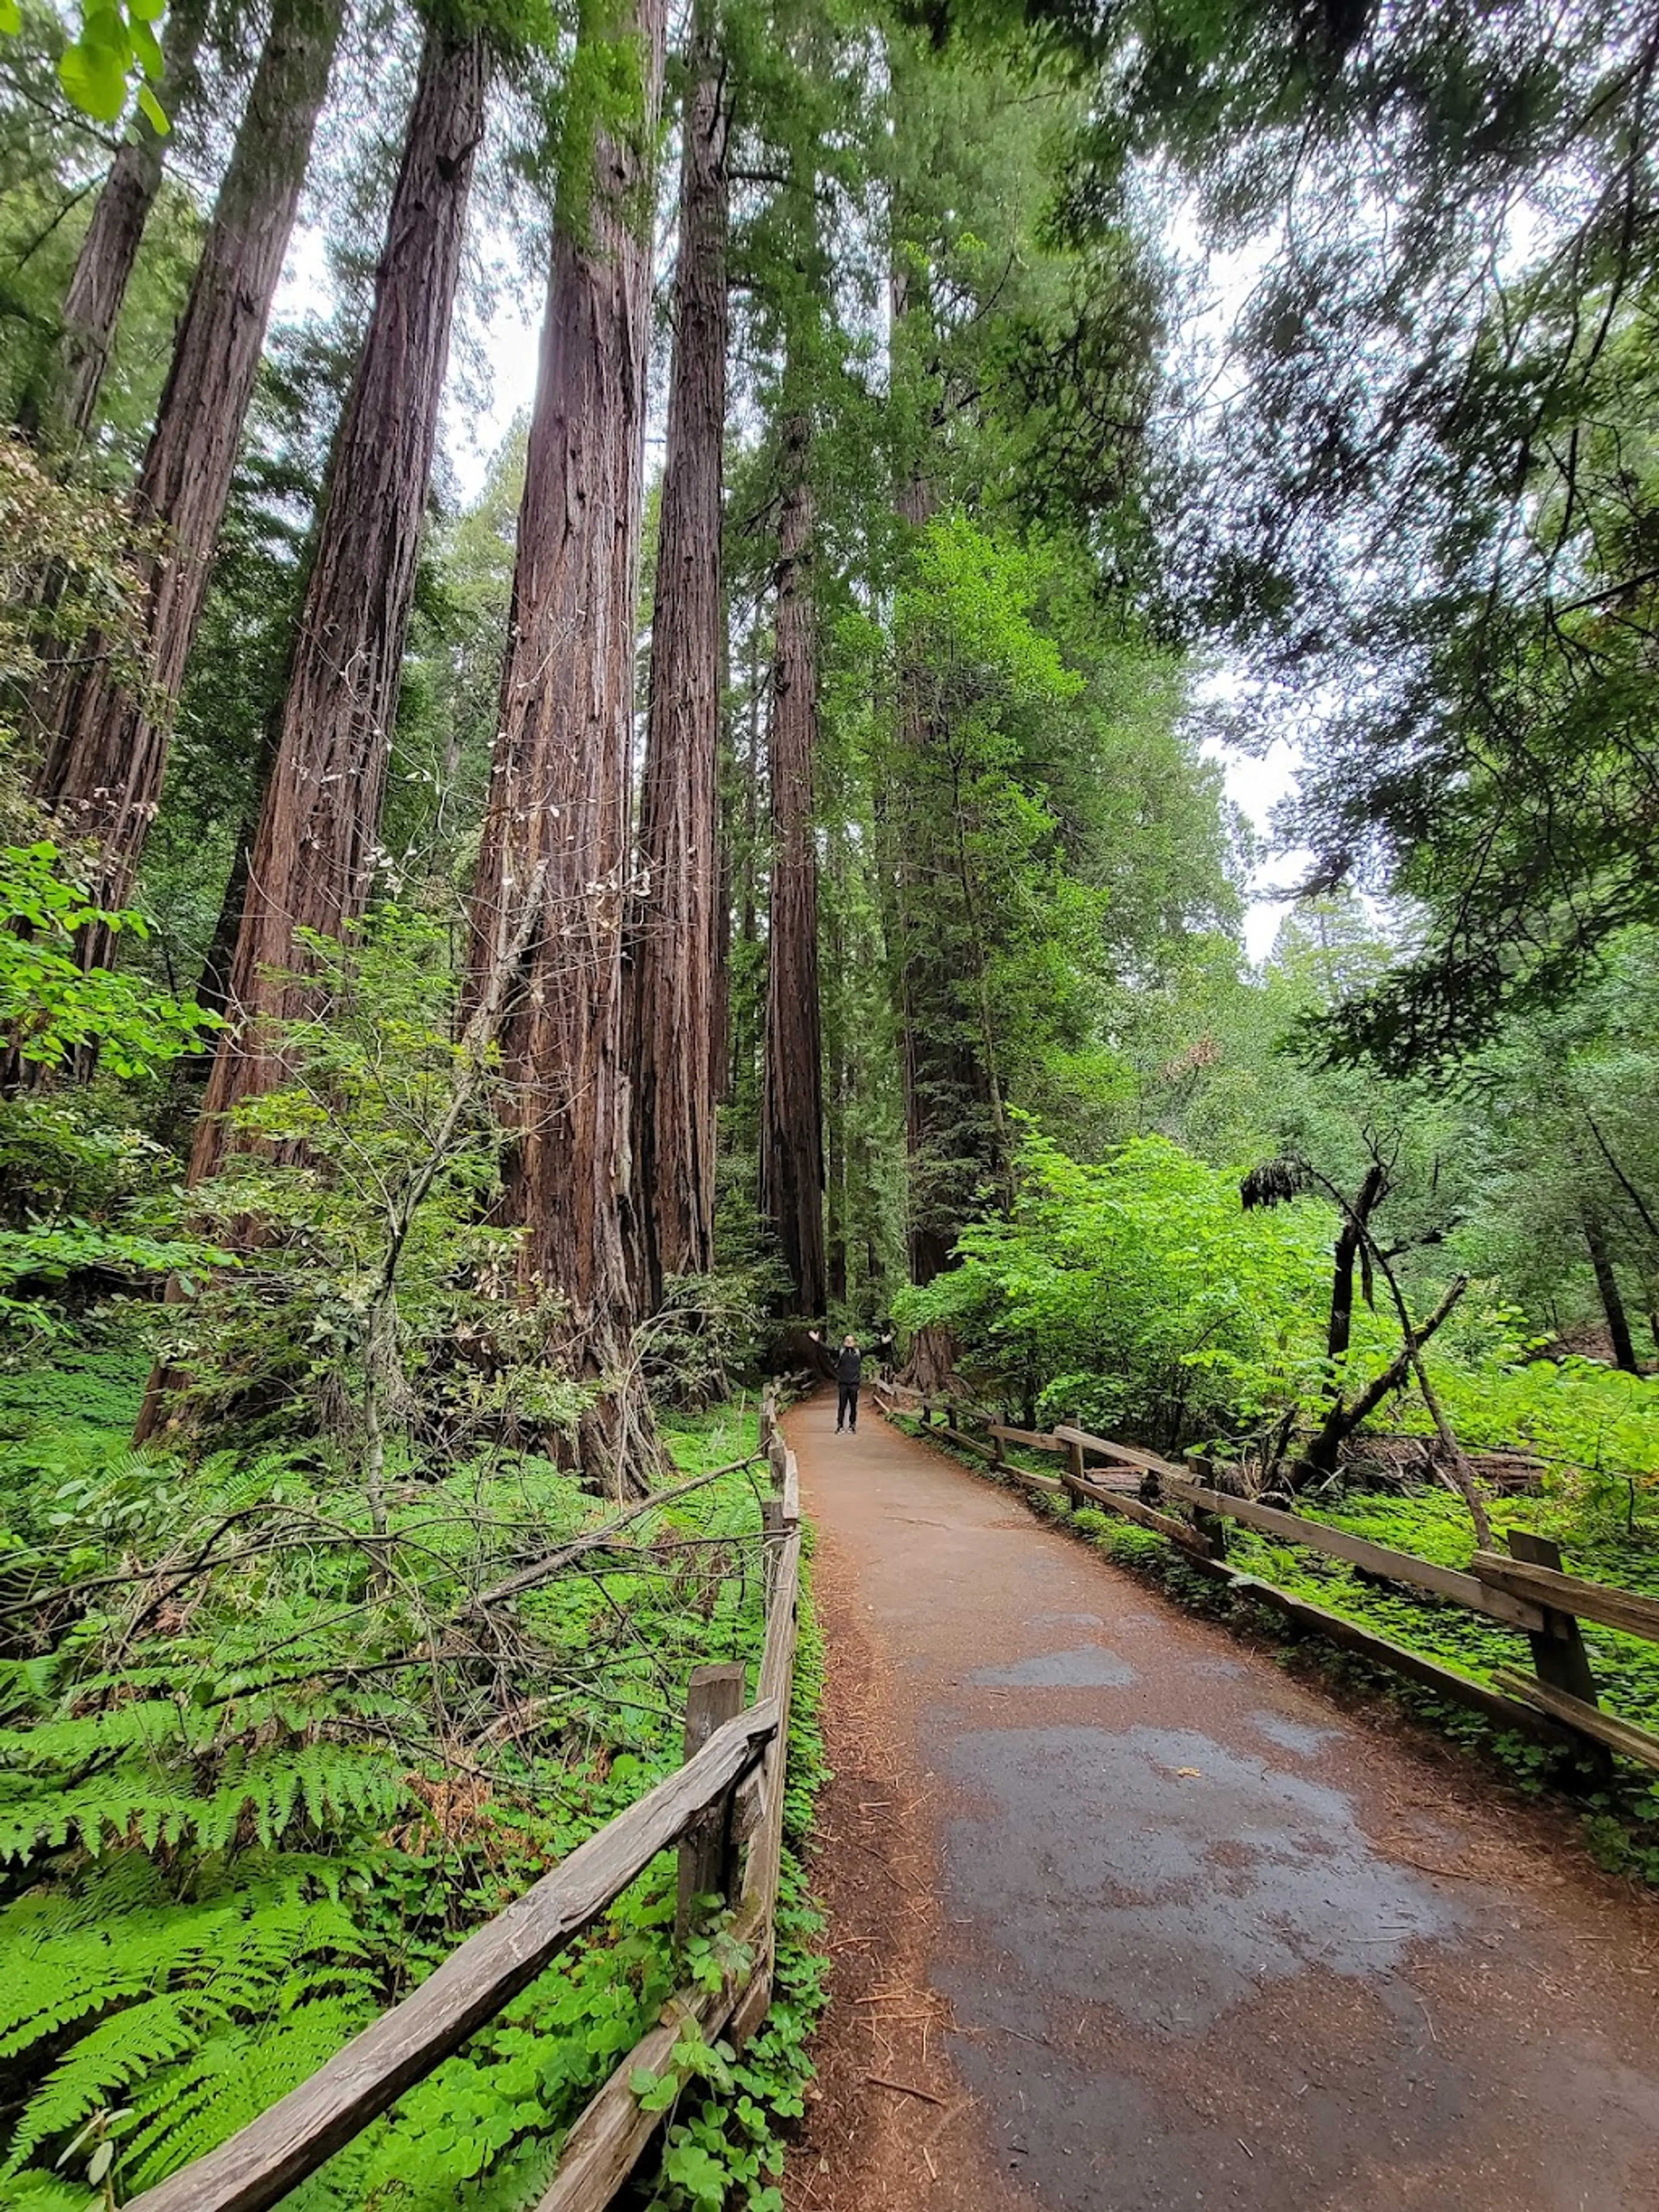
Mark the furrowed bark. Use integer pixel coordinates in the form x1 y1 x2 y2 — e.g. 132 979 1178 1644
32 0 344 979
759 406 827 1318
626 19 730 1308
34 0 210 451
189 22 492 1188
467 0 668 1498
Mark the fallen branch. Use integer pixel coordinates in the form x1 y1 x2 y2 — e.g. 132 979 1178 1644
467 1454 765 1614
1297 1273 1469 1480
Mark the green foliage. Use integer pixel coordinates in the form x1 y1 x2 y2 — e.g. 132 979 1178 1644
57 2 166 129
0 1381 825 2206
0 840 223 1344
0 844 218 1079
0 435 148 754
159 905 576 1445
0 1859 374 2183
898 1128 1335 1442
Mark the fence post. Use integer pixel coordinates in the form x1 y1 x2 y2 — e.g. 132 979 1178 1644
1507 1529 1611 1785
1191 1503 1228 1560
676 1662 747 1941
760 1495 785 1603
1509 1530 1600 1704
1066 1434 1085 1498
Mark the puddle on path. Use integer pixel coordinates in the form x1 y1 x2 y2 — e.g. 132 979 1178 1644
941 1723 1465 2036
1248 1709 1344 1756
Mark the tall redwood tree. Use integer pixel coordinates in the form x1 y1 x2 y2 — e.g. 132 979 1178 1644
626 11 731 1310
190 21 493 1186
760 405 827 1318
29 0 210 452
34 0 345 971
467 0 668 1496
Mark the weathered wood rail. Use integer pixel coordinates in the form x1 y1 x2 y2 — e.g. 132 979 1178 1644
874 1378 1659 1776
127 1393 805 2212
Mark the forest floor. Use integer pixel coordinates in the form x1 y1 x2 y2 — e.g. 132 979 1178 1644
784 1386 1659 2212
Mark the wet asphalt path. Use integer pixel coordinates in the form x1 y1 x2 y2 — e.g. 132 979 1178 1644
785 1388 1659 2212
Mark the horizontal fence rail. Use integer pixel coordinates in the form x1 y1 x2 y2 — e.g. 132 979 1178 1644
874 1381 1659 1777
127 1392 806 2212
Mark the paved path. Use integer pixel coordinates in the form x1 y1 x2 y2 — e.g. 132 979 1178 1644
784 1388 1659 2212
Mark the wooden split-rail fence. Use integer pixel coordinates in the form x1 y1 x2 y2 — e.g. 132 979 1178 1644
873 1377 1659 1779
125 1396 805 2212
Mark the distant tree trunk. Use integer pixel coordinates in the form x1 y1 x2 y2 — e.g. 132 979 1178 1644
26 0 210 451
189 23 491 1187
709 796 734 1106
32 0 344 979
760 407 827 1318
467 0 667 1498
727 621 763 1105
1584 1208 1639 1372
626 22 730 1308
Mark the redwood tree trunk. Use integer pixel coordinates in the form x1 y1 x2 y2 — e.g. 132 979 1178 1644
190 23 492 1186
38 0 210 451
626 24 730 1309
33 0 344 973
759 408 827 1318
467 0 667 1497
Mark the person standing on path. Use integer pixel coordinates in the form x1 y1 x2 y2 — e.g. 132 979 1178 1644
809 1327 884 1432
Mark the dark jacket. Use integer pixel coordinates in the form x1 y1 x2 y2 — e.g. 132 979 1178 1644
835 1344 863 1387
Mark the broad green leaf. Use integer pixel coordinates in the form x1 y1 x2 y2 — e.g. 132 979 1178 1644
130 17 162 79
58 38 130 122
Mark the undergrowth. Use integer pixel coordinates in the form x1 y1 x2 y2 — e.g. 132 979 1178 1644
0 1345 828 2211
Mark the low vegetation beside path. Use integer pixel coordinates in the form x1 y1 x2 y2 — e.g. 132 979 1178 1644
0 1353 826 2212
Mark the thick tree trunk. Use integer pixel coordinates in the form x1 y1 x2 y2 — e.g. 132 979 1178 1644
467 0 667 1497
626 26 730 1309
189 24 491 1187
35 0 210 451
32 0 344 976
1584 1208 1640 1372
759 409 827 1318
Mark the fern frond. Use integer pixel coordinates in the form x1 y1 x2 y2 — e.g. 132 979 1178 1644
4 1993 207 2171
121 2002 367 2194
